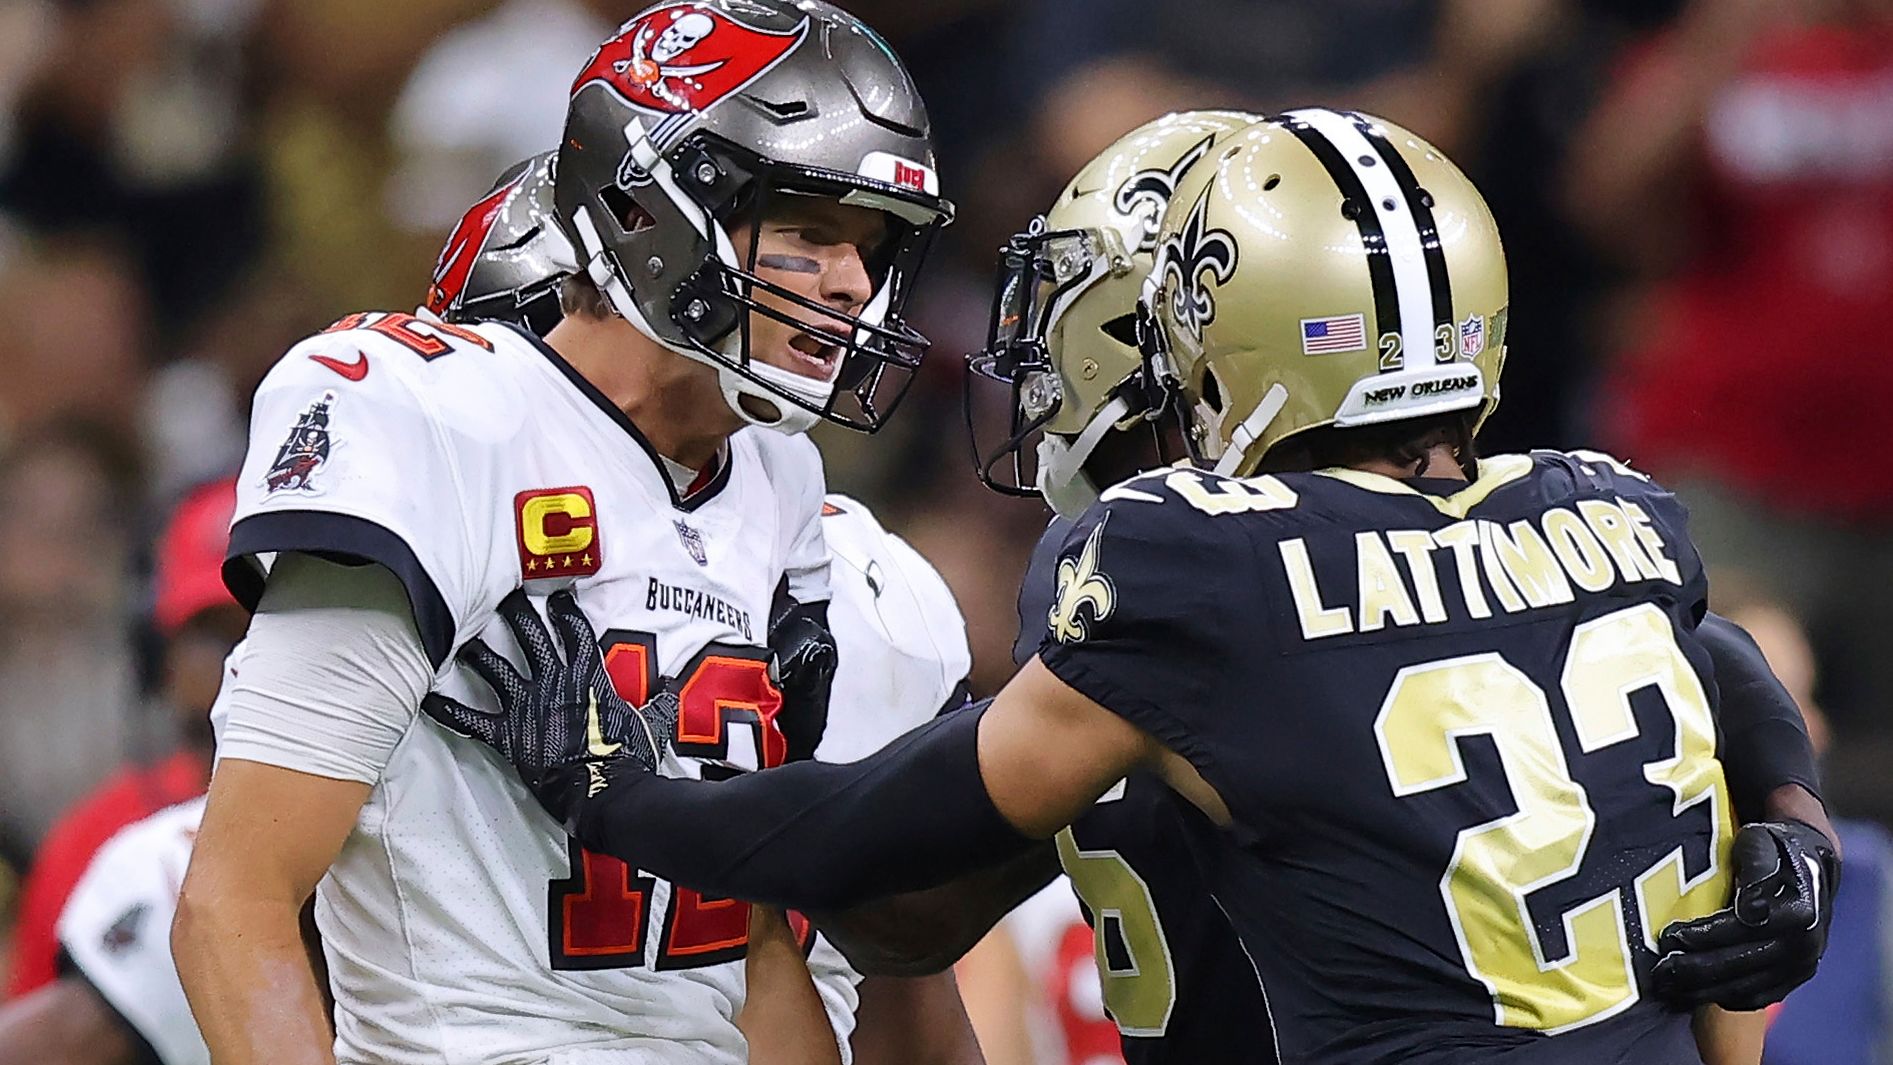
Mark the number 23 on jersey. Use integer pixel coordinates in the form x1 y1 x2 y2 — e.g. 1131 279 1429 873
1377 603 1733 1032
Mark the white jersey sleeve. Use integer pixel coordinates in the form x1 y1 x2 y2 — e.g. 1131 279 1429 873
226 313 511 671
813 494 972 763
56 798 209 1065
214 554 437 784
797 495 969 1050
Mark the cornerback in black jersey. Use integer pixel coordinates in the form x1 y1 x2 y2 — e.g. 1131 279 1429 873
1016 519 1279 1065
1037 451 1734 1065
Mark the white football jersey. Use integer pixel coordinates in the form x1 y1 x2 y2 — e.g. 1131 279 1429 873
216 313 970 1065
222 312 830 1065
57 797 209 1065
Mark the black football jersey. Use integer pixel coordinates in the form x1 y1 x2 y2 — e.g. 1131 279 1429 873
1017 520 1280 1065
1035 452 1733 1065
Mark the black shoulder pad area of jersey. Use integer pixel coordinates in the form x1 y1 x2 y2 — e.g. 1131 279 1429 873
1013 518 1072 669
1033 469 1272 774
1528 450 1708 618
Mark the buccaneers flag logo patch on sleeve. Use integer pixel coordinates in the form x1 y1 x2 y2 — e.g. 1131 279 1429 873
265 392 336 493
571 2 808 116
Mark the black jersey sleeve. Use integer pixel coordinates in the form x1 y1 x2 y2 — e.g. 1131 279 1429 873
1034 472 1264 797
1700 611 1823 818
1013 518 1073 668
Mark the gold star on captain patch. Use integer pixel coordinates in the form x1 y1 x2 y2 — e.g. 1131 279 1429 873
581 553 593 567
526 558 539 572
563 555 575 568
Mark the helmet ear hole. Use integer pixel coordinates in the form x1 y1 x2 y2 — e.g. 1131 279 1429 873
1099 313 1138 347
1199 368 1224 414
599 186 656 234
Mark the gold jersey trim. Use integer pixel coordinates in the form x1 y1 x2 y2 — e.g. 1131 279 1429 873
1313 454 1534 519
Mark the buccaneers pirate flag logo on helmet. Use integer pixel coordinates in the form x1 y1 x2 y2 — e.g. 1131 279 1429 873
572 2 809 116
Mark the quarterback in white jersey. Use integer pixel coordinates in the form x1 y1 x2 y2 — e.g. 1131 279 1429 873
170 2 955 1063
212 312 830 1064
0 493 969 1065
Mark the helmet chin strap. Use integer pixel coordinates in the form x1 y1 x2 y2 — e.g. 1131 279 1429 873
1213 382 1289 477
1036 393 1132 519
720 350 826 435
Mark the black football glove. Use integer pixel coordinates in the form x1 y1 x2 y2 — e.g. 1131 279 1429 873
768 600 837 763
1652 818 1840 1011
422 588 679 829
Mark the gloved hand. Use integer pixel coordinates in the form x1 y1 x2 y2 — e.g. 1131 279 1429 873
423 588 678 829
1652 818 1840 1011
768 600 837 763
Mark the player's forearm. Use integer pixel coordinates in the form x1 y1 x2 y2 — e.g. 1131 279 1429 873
1700 612 1825 822
1694 1005 1767 1065
738 907 842 1065
810 843 1061 977
850 972 986 1065
572 705 1035 912
173 889 337 1065
0 979 137 1065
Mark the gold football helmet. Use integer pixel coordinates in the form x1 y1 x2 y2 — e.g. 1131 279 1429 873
966 110 1260 517
1143 108 1508 477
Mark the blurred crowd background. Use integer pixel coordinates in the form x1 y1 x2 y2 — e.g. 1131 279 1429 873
0 0 1889 1060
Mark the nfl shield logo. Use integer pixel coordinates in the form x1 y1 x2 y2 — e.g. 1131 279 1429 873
1459 315 1486 359
674 520 707 566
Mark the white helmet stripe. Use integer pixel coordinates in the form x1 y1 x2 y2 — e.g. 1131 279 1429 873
1284 108 1438 369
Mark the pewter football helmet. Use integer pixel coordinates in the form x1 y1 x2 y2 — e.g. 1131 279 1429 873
426 152 573 337
557 0 954 434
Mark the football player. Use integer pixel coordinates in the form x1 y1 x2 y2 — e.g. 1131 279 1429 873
418 155 986 1065
170 4 953 1064
441 111 1841 1065
959 109 1844 1062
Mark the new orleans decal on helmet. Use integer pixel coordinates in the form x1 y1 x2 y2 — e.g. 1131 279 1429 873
1114 135 1215 254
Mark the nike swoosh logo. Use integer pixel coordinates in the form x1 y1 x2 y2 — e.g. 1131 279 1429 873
310 351 369 381
585 691 622 758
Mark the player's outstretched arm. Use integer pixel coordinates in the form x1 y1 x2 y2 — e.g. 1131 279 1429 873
0 978 139 1065
431 621 1166 911
850 972 986 1065
808 843 1061 977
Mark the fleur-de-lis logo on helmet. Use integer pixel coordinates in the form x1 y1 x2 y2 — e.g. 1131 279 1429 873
1114 134 1214 254
1049 518 1117 644
1160 183 1239 345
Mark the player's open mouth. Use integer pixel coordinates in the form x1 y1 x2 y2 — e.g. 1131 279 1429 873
786 334 841 380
